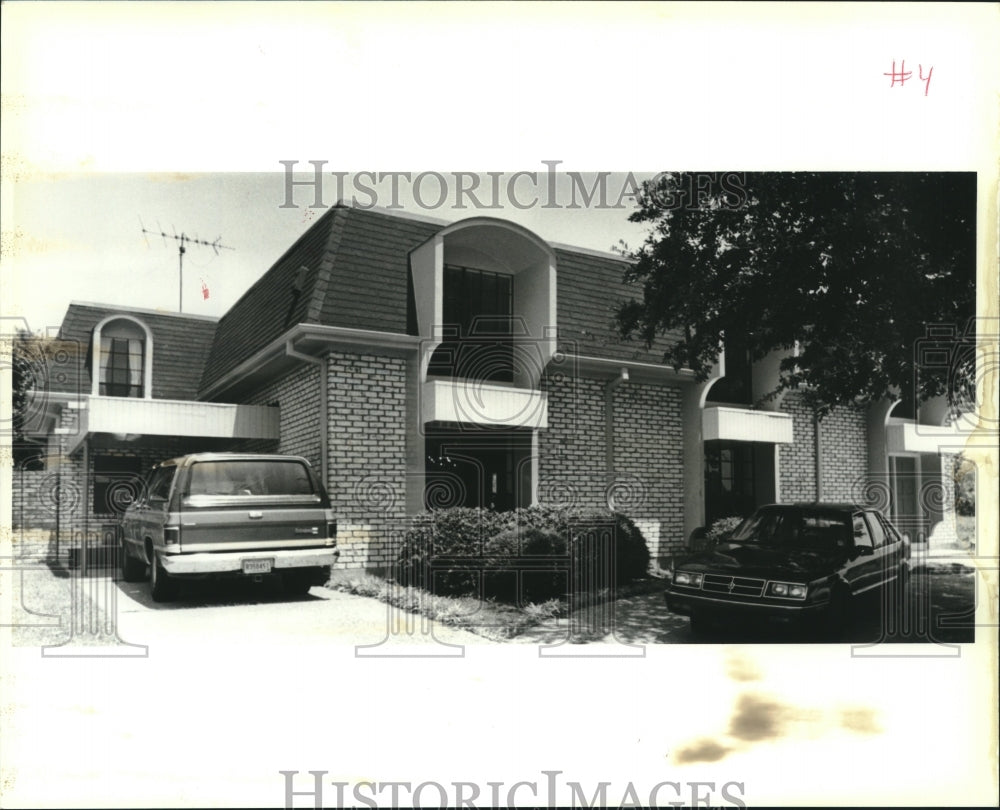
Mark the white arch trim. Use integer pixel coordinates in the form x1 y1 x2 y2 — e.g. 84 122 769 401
91 314 154 399
435 216 558 264
411 217 558 387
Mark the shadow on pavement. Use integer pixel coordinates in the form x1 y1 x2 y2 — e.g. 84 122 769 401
513 571 978 645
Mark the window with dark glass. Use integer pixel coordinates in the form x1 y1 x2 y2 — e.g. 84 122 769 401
185 459 315 497
704 441 757 524
708 334 752 405
146 466 175 502
428 265 514 382
93 455 144 515
99 336 144 397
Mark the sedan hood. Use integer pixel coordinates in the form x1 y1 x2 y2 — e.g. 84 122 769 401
679 541 845 580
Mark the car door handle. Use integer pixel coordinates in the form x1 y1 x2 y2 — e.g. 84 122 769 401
248 511 263 519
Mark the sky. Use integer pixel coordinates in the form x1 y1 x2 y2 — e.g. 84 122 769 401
6 170 656 333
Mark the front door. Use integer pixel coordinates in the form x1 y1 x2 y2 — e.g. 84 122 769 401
425 429 532 512
704 441 757 526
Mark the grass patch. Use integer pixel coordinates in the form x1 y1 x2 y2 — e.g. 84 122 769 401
327 569 666 641
327 570 562 641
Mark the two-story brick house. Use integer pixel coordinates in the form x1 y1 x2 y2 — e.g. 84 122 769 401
14 204 969 569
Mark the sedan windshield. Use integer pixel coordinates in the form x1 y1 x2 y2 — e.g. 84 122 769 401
729 509 851 551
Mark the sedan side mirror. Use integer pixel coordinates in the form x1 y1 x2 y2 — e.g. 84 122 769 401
850 545 874 559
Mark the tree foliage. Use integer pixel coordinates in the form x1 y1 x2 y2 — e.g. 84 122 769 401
10 329 51 468
11 329 39 436
616 172 976 414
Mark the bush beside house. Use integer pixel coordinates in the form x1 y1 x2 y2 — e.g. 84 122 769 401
394 506 651 604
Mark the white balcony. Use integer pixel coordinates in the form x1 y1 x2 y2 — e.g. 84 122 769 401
886 421 970 454
422 379 548 428
65 396 279 454
702 405 794 444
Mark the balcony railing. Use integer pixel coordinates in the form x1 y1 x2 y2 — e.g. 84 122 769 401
702 405 794 444
886 421 969 454
421 379 548 428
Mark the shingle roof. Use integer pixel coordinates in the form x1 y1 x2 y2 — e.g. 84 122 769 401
317 207 439 333
199 206 347 394
50 303 217 400
198 205 680 396
555 247 680 365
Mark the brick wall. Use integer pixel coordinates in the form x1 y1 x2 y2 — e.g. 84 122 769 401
612 382 685 559
539 372 686 565
818 403 868 502
538 373 607 511
12 469 55 532
326 351 409 570
243 364 319 469
779 392 868 503
779 393 818 502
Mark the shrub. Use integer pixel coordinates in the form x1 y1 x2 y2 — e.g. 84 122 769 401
483 527 569 604
394 507 507 595
509 504 574 534
566 510 651 593
395 505 651 603
953 455 976 517
706 515 745 545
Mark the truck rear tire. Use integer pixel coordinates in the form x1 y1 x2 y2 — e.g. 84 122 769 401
150 552 178 602
119 538 146 583
283 570 316 595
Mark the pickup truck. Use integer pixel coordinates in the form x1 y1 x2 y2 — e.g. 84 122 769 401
118 453 339 601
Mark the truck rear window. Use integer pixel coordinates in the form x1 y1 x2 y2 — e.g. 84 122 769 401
186 460 315 497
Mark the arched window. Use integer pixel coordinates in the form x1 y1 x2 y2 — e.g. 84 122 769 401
409 217 557 389
92 316 152 398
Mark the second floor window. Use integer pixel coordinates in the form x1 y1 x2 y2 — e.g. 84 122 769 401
99 336 144 397
708 335 753 406
429 265 514 382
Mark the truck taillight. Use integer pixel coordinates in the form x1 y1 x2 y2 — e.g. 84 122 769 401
325 511 337 542
164 527 180 546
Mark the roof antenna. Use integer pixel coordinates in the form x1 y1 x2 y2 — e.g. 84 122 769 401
139 215 234 312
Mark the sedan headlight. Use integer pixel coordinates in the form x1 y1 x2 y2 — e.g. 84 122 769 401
674 571 703 588
766 581 807 599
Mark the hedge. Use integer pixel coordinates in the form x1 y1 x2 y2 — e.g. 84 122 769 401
394 505 651 603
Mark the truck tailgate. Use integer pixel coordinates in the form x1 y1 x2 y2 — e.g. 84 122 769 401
179 498 330 552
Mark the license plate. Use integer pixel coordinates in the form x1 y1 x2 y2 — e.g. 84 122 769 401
242 558 273 575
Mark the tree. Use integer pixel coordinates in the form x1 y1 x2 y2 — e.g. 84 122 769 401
10 328 48 468
615 172 976 415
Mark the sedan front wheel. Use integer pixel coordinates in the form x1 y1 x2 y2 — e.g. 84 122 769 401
821 587 852 641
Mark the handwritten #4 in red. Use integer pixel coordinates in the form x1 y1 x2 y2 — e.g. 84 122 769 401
884 60 933 96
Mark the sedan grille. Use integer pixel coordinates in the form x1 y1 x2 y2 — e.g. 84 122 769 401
702 574 766 597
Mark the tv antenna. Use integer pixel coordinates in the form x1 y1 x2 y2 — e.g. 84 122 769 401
140 217 234 312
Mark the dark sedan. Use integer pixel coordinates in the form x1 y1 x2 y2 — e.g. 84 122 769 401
665 503 909 638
